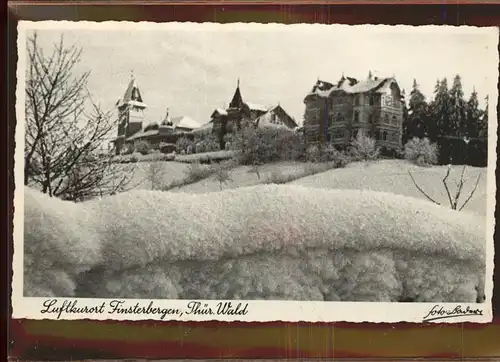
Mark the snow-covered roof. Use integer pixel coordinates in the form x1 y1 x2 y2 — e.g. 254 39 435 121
255 112 289 129
117 76 146 108
306 76 396 99
245 102 268 112
125 129 159 141
212 108 228 117
254 105 297 129
171 116 201 129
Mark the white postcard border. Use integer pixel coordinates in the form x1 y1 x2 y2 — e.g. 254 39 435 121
11 20 498 323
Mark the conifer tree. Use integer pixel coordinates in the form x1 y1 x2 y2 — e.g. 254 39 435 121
403 79 428 143
429 77 450 140
449 74 467 137
466 87 481 138
482 94 489 136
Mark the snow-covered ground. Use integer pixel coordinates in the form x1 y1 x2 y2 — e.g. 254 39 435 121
24 184 486 302
124 161 191 190
169 161 307 194
126 159 487 217
291 160 487 216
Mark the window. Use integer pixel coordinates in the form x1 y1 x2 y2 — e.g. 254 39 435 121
355 96 360 106
331 130 344 139
384 114 389 124
385 95 393 107
369 96 375 106
375 130 380 140
383 131 388 141
354 111 360 123
328 114 335 126
352 129 358 139
391 115 397 125
368 114 373 123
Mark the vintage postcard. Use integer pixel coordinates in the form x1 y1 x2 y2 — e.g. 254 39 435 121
12 21 497 323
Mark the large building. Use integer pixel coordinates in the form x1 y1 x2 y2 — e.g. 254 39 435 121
210 81 298 149
303 74 404 149
111 75 200 154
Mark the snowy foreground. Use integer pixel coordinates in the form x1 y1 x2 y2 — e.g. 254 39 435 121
24 184 486 302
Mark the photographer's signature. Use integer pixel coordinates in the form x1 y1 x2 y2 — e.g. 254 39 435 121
422 304 483 322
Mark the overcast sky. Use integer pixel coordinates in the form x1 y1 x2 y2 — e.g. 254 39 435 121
24 23 498 127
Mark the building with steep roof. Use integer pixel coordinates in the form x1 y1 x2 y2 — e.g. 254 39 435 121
112 75 148 153
111 75 200 154
254 104 298 130
303 73 404 149
211 80 297 149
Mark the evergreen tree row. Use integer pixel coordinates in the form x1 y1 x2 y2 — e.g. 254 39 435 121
401 75 488 167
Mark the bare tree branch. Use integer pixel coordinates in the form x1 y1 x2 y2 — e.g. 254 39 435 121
459 173 482 211
408 171 441 205
24 31 135 201
451 166 467 209
442 166 455 209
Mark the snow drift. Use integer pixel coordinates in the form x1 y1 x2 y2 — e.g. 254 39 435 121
23 185 487 302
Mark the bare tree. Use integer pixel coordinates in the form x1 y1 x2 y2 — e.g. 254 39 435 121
248 162 262 180
24 31 134 201
147 161 164 190
408 165 481 211
212 161 234 191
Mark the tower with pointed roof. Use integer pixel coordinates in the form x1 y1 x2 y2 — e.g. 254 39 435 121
229 78 244 110
114 73 147 153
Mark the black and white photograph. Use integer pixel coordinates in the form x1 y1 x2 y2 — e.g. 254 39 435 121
12 21 497 323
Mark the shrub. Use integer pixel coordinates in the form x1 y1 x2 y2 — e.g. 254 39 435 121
159 142 176 154
303 162 335 176
305 145 322 163
232 127 304 165
304 144 351 167
211 160 234 190
350 133 380 162
184 162 213 183
121 143 135 155
130 153 140 163
134 140 151 155
176 137 194 154
264 161 339 185
264 169 297 184
147 162 165 190
275 129 304 161
194 132 220 153
319 144 351 167
404 137 438 166
232 127 273 165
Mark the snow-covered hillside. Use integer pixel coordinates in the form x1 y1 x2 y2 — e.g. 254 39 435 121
292 160 487 216
24 184 486 302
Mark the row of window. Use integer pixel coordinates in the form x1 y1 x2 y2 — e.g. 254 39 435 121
329 95 381 110
311 129 400 142
328 94 400 108
382 95 400 108
325 112 400 126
